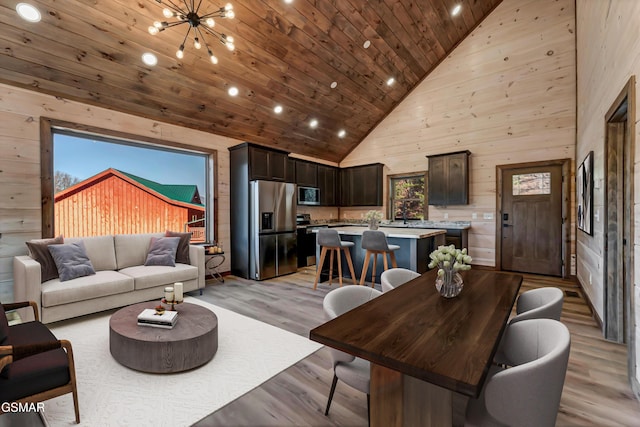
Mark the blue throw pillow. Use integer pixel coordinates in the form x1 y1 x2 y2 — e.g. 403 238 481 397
144 237 180 267
48 241 96 282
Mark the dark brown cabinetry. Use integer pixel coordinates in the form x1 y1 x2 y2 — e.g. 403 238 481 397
295 160 318 187
246 144 290 182
317 165 338 206
340 163 384 206
427 151 470 205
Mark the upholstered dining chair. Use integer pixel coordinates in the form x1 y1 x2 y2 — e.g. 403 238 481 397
322 286 382 423
380 268 421 293
509 287 564 324
494 287 564 366
0 300 80 424
465 318 571 427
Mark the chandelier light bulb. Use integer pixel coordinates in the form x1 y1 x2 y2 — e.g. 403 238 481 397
176 45 185 59
194 38 202 49
225 3 233 11
226 36 234 43
148 26 159 35
225 10 235 19
206 18 215 27
209 52 218 64
153 21 163 28
162 8 173 18
227 43 235 51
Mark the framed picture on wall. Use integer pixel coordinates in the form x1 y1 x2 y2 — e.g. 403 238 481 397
577 151 593 235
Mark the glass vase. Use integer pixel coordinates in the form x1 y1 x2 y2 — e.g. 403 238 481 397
368 219 379 230
435 270 464 298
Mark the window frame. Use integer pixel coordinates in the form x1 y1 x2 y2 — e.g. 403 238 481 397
388 172 428 221
40 118 218 242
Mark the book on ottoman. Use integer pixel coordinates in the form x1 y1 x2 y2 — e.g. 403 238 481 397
137 309 178 329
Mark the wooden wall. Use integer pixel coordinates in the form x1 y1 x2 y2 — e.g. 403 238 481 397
54 174 203 238
0 83 238 301
340 0 576 268
575 0 640 392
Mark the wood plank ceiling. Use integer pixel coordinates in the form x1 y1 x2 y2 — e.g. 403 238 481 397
0 0 501 163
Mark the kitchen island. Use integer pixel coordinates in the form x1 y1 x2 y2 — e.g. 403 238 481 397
314 226 446 284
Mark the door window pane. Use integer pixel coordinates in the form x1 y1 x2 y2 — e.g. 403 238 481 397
512 173 551 195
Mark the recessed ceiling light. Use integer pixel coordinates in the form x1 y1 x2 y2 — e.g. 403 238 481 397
338 129 346 138
452 4 462 16
363 40 371 49
386 77 395 86
141 52 158 66
330 81 337 89
16 3 41 22
309 119 318 128
228 86 239 96
284 0 294 3
274 105 283 114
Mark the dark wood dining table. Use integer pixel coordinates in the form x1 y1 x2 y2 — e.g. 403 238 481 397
309 269 522 427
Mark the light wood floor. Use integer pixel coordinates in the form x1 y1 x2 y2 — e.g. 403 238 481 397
194 268 640 427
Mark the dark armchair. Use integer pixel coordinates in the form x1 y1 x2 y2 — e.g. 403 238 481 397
0 300 79 424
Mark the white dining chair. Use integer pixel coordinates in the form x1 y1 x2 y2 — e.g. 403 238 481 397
380 268 420 293
465 318 571 427
322 285 382 422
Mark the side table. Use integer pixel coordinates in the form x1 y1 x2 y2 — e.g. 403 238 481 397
205 252 225 283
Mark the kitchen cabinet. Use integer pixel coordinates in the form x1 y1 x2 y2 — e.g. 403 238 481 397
248 145 288 181
296 160 318 187
427 150 470 205
340 163 384 206
317 164 338 206
286 157 296 183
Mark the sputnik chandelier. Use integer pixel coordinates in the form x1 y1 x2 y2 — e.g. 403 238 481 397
148 0 235 64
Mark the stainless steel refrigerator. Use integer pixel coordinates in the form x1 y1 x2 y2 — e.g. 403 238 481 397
249 180 298 280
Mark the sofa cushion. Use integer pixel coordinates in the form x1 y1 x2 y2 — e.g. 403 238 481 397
114 233 163 270
66 235 117 271
25 235 64 283
119 264 198 291
41 271 134 307
144 237 180 267
0 322 70 400
48 241 96 282
165 230 192 264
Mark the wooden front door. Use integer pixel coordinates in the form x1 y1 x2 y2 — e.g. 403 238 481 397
501 165 563 276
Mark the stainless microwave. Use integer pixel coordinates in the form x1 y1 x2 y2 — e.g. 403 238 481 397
298 186 320 205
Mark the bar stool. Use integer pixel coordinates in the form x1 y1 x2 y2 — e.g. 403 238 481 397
313 229 358 290
359 230 400 287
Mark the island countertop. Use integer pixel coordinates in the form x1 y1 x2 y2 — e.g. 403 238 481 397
313 226 446 240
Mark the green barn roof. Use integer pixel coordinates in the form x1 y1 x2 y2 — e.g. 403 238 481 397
117 170 203 206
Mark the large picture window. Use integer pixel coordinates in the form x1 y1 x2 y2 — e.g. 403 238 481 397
389 173 427 221
41 119 216 242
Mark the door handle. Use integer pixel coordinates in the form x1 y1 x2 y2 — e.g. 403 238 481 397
503 224 511 228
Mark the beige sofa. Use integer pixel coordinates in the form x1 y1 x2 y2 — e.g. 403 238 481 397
13 233 205 323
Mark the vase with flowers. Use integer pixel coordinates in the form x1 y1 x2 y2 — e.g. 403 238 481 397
428 245 472 298
363 210 383 230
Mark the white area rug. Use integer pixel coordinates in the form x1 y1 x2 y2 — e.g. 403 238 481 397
42 297 322 427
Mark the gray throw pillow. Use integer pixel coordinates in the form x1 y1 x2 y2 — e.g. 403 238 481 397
165 231 192 264
48 241 96 282
144 237 180 267
25 235 64 282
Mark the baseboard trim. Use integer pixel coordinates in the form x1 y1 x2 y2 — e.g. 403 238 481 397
575 276 603 329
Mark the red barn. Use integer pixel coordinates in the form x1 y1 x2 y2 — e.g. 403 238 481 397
54 168 205 241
